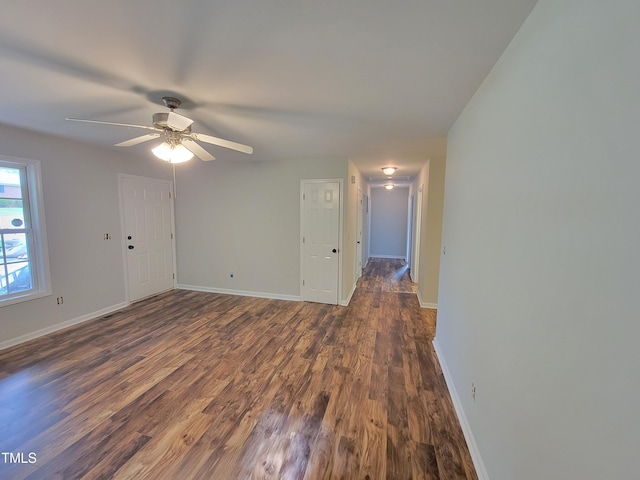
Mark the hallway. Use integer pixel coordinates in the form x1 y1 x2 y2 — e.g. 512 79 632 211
0 258 476 479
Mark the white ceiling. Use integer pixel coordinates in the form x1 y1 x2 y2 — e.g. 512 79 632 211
0 0 537 180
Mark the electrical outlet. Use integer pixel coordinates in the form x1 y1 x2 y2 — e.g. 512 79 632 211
104 233 111 240
471 383 476 401
56 296 64 305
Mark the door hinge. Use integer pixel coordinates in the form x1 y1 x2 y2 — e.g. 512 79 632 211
173 273 175 279
169 192 172 199
171 233 174 239
302 280 305 286
302 236 305 244
303 193 306 200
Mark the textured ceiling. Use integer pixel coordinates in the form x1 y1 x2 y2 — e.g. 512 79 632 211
0 0 537 180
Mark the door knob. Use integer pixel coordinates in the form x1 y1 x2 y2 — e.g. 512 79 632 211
127 236 132 240
332 248 337 253
128 245 134 250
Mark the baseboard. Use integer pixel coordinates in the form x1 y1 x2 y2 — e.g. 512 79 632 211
417 291 438 309
177 284 301 302
0 301 129 351
369 254 406 260
432 338 490 480
340 282 357 306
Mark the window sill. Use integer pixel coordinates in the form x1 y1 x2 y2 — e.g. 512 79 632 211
0 289 52 308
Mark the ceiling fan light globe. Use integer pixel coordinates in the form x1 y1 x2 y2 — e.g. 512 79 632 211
152 142 194 163
152 142 173 161
169 144 194 163
382 167 397 176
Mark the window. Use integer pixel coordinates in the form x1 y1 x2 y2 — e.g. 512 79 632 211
0 157 51 307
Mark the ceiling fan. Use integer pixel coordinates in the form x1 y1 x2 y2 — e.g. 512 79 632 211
67 97 253 163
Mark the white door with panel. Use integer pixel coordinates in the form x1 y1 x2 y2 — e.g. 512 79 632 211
301 181 340 305
120 176 175 302
355 186 364 280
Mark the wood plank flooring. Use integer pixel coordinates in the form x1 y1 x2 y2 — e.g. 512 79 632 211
0 258 477 479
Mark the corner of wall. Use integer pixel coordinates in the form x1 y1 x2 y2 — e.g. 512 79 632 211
416 290 437 309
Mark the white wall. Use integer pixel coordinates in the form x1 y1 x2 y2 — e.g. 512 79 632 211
369 186 409 258
437 1 640 479
174 157 348 300
0 123 171 347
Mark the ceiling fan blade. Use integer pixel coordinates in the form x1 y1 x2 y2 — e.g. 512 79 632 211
167 112 194 131
191 133 253 154
115 133 161 147
66 118 159 132
182 138 215 161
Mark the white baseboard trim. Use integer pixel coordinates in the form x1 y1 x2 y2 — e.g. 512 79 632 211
340 282 357 306
433 338 490 480
0 301 129 351
369 254 406 260
417 291 438 309
177 284 301 302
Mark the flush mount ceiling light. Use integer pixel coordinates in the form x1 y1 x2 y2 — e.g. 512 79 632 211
384 184 394 190
382 167 397 176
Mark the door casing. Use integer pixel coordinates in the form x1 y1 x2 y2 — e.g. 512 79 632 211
410 185 423 283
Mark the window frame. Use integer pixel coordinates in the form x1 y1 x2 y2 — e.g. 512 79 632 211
0 156 51 307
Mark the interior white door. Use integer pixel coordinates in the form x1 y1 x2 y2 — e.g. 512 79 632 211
355 186 364 280
301 181 340 304
121 176 175 302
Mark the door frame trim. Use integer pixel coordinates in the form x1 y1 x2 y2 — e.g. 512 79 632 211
410 184 424 283
299 178 344 304
117 173 177 304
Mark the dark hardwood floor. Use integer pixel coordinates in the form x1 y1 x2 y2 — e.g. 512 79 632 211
0 258 477 479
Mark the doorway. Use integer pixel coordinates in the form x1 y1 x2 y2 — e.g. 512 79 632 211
119 174 176 302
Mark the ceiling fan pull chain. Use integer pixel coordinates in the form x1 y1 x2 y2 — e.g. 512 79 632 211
172 163 177 199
